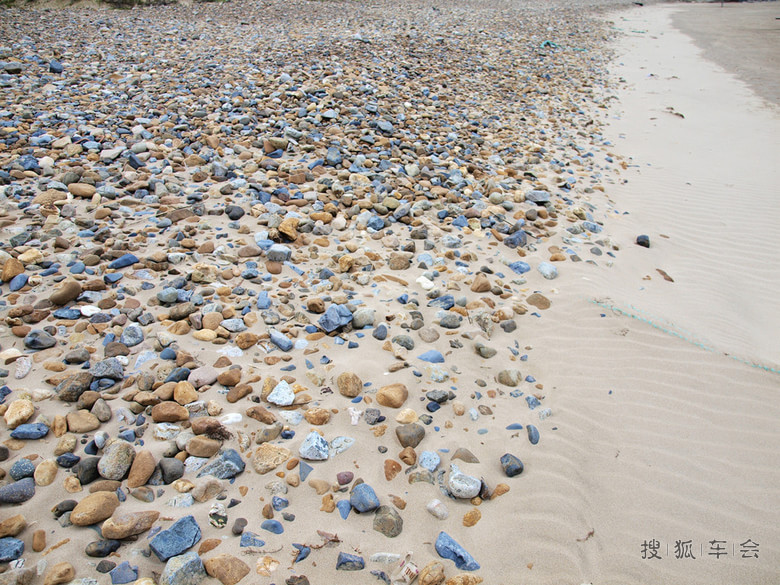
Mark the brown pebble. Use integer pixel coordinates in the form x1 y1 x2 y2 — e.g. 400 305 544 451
198 538 222 555
32 529 46 552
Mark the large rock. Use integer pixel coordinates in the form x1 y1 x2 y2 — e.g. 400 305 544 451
196 449 245 479
127 450 156 488
70 492 120 526
337 372 362 398
203 554 250 585
4 399 34 429
150 515 201 562
98 441 136 480
377 383 408 408
101 510 160 540
252 444 291 474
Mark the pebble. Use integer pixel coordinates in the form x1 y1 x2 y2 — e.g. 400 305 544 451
373 506 403 538
336 552 365 571
435 532 480 571
350 483 380 513
298 431 329 461
447 465 482 499
150 515 202 562
203 554 250 585
395 423 426 448
500 454 524 478
159 551 206 585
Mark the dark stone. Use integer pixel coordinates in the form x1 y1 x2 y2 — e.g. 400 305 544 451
23 329 56 349
86 540 122 558
75 457 101 485
159 458 185 484
500 453 524 477
9 423 49 440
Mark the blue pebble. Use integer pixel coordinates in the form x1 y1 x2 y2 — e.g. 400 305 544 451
280 430 295 440
269 329 293 352
159 347 177 360
299 461 313 481
149 515 201 562
526 395 541 410
349 483 379 513
336 499 351 519
239 532 265 548
104 273 123 284
109 561 138 585
336 552 365 571
164 367 191 383
318 304 353 333
8 274 27 291
57 453 80 468
427 295 454 310
260 519 283 534
69 261 86 274
506 423 524 430
508 261 531 274
426 402 440 413
435 531 480 571
10 422 49 440
108 254 139 270
0 538 24 563
372 324 388 340
526 424 540 445
9 459 35 480
53 308 81 319
418 350 444 363
271 496 289 511
293 543 311 563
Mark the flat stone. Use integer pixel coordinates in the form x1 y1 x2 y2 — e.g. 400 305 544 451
150 515 202 562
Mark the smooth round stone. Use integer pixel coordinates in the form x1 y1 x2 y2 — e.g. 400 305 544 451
336 471 354 485
500 453 524 477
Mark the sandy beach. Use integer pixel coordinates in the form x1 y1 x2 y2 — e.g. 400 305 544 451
0 1 777 585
